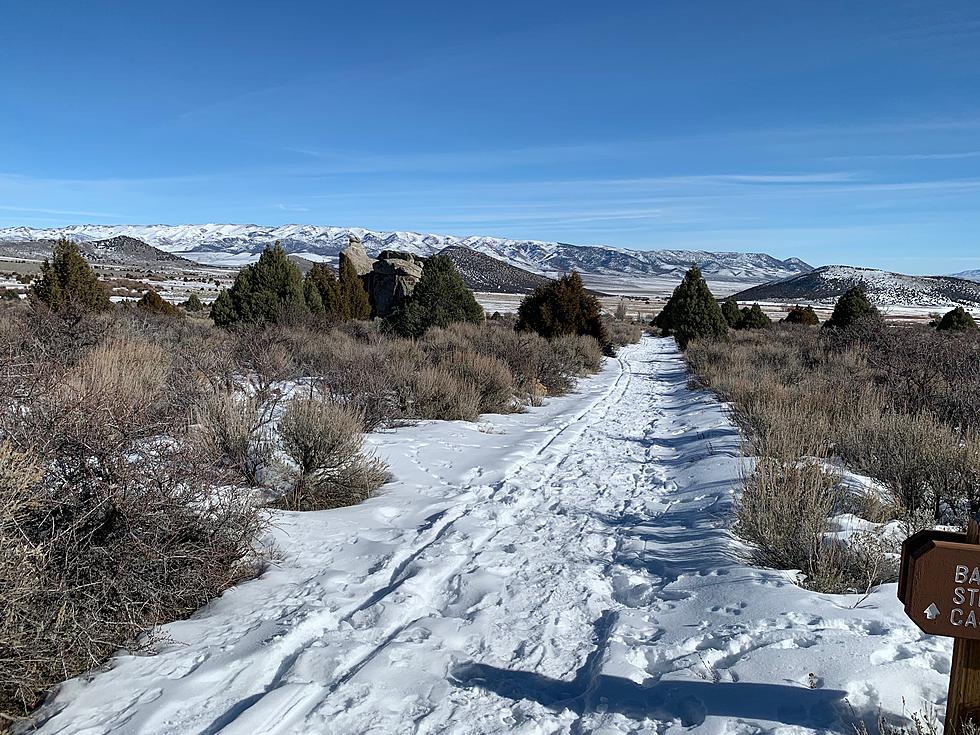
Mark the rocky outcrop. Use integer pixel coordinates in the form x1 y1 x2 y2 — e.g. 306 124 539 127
338 236 426 317
368 251 424 318
339 234 376 277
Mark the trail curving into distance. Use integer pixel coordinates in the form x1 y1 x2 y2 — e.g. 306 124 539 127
33 338 948 735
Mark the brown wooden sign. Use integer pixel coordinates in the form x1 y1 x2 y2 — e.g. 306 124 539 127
900 530 980 639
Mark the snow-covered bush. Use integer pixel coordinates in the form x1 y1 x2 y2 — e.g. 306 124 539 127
275 397 389 511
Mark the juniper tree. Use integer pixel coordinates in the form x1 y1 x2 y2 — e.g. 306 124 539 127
209 242 307 326
183 293 204 312
652 266 727 350
721 300 743 329
784 305 820 326
739 304 771 330
210 289 236 327
136 289 182 317
516 271 608 345
937 306 978 331
303 277 325 317
338 257 371 320
30 239 111 312
387 254 484 338
825 286 879 329
305 262 343 319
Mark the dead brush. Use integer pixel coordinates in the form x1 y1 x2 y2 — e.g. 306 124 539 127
0 334 264 727
274 397 389 511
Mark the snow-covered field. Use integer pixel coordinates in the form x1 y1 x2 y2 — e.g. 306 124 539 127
29 338 947 735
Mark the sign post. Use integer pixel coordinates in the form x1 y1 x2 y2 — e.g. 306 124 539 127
899 520 980 731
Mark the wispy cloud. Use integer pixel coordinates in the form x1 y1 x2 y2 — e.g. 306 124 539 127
827 151 980 161
0 204 122 218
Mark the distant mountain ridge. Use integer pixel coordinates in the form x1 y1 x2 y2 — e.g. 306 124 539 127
0 224 813 283
732 265 980 308
953 269 980 283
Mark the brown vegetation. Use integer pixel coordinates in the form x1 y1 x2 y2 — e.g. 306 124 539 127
0 295 637 725
685 322 980 592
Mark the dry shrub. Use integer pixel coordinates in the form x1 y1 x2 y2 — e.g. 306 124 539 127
274 397 389 510
196 389 273 485
0 309 265 725
687 326 980 523
839 410 980 521
688 324 978 593
439 349 517 415
412 365 482 422
313 332 425 430
737 459 838 573
606 320 643 348
232 324 300 394
0 440 261 721
552 334 604 375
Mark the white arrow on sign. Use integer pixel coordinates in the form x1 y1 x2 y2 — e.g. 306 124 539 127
924 603 941 620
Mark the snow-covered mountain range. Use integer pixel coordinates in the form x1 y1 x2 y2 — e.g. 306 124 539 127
0 224 813 283
732 265 980 308
953 269 980 283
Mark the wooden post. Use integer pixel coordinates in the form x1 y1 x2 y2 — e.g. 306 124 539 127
946 518 980 732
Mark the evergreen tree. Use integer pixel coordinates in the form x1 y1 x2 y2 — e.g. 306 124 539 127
387 254 484 338
784 305 820 326
721 300 743 329
516 271 608 345
824 286 879 329
305 262 343 319
183 293 204 312
30 239 111 312
210 242 307 326
136 289 182 317
652 266 728 349
339 257 371 320
303 276 325 316
210 289 237 327
937 306 978 331
739 303 771 329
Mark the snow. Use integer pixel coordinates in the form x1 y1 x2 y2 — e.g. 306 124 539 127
0 224 811 284
29 337 947 734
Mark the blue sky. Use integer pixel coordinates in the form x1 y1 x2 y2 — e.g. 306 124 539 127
2 1 979 273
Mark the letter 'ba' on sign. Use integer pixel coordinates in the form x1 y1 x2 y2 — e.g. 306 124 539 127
898 530 980 640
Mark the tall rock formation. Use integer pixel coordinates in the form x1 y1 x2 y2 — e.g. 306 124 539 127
339 235 425 317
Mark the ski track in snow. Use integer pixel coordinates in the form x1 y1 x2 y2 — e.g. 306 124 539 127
30 338 949 735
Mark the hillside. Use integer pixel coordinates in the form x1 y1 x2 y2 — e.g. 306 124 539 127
731 265 980 308
0 224 813 285
0 235 198 269
438 245 553 294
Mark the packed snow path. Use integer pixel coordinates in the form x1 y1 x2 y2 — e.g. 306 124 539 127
34 338 949 735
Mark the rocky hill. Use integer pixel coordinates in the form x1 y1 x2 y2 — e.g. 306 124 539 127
0 235 198 269
731 265 980 308
0 224 813 285
438 246 553 294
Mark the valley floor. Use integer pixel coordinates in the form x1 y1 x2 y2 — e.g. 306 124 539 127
31 338 948 735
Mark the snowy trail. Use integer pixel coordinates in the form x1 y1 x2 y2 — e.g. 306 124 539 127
32 338 949 735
